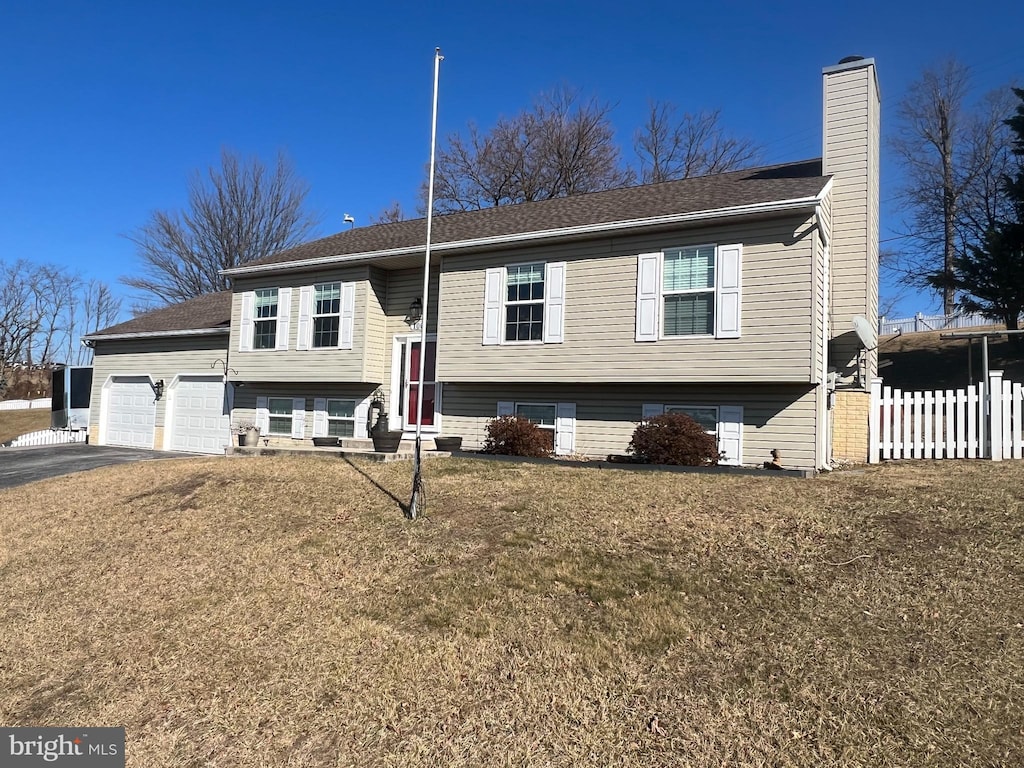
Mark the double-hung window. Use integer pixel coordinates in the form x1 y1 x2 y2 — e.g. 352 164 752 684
515 402 557 450
496 400 576 455
240 287 291 351
267 397 293 435
312 283 341 348
505 264 545 341
663 247 715 336
483 262 566 345
253 289 279 349
642 403 743 465
326 399 356 437
636 244 741 341
297 282 355 350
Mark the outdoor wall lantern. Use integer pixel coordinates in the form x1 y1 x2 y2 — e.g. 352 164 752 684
152 379 165 401
407 297 423 325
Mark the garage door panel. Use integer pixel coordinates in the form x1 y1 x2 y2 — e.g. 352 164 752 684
170 376 230 455
104 377 156 449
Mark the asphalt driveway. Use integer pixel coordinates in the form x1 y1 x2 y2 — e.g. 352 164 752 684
0 444 200 489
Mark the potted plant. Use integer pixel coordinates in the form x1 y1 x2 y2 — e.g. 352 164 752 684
235 421 260 447
433 436 462 452
370 410 404 452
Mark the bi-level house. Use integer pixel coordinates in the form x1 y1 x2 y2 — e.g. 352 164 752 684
84 57 880 472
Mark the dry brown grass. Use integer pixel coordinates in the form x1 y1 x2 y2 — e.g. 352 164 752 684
0 408 51 444
1 456 1022 766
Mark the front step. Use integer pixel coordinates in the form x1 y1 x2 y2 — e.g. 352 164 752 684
341 437 434 451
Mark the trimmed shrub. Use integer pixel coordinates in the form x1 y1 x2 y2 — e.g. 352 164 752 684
482 415 552 458
628 412 721 466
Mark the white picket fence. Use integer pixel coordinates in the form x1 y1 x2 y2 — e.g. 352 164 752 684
869 371 1024 462
0 398 50 411
6 429 86 448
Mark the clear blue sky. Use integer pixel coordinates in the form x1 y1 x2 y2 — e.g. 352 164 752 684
2 0 1022 320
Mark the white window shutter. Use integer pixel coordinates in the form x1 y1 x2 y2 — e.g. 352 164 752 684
642 403 665 420
354 397 370 438
276 287 292 350
543 261 566 344
297 286 313 351
718 405 743 465
255 396 269 433
635 253 661 342
339 282 355 350
483 268 503 345
715 244 742 339
312 397 327 437
239 292 254 352
496 401 515 417
555 402 576 455
291 397 305 439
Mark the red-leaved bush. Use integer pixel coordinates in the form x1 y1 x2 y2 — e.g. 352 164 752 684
628 412 721 466
482 415 552 458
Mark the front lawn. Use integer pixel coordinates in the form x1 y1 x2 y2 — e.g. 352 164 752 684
0 457 1021 766
0 407 51 444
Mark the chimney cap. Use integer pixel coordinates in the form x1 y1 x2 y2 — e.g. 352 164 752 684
838 55 865 64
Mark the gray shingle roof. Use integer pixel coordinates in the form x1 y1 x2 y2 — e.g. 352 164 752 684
244 159 828 270
96 160 827 337
86 290 232 338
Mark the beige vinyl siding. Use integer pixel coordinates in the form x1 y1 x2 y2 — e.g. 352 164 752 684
441 383 820 470
365 267 388 382
229 266 377 384
232 383 377 442
823 60 880 385
89 335 229 430
437 216 817 383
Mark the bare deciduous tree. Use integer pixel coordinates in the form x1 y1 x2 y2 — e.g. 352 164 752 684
66 280 122 365
122 149 321 305
431 87 634 213
371 201 407 224
634 103 761 183
891 58 1014 314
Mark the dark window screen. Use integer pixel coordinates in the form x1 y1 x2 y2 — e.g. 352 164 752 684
51 369 65 411
70 368 93 409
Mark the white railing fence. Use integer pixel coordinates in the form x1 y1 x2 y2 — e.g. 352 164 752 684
5 429 86 448
0 398 51 411
869 371 1023 462
879 311 1000 336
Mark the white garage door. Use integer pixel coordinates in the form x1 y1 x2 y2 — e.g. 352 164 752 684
105 376 156 449
169 376 230 454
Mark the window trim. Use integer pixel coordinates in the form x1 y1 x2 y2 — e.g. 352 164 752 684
661 244 716 339
240 287 291 352
503 261 547 345
664 404 719 435
325 397 356 437
497 400 576 455
483 261 566 346
266 396 295 436
311 282 342 349
642 402 743 465
635 244 742 342
252 288 280 350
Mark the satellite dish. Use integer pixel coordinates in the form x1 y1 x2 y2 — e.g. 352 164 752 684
852 315 876 350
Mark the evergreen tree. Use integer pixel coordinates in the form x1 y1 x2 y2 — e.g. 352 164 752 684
940 88 1024 334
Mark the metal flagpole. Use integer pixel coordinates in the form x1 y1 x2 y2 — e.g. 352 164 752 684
409 47 443 520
